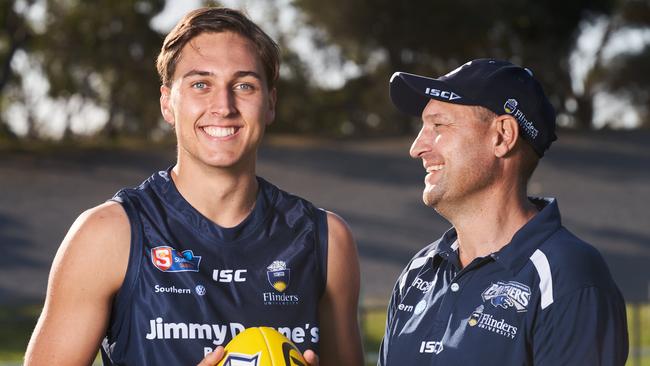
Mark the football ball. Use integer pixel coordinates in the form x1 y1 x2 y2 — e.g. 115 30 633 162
217 326 307 366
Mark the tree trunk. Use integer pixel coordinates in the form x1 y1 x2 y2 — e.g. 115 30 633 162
574 94 594 129
387 48 413 135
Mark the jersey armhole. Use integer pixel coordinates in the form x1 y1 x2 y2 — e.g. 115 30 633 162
315 208 329 297
106 193 144 337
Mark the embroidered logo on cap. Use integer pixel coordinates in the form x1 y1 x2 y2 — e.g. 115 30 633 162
425 87 461 101
503 98 539 140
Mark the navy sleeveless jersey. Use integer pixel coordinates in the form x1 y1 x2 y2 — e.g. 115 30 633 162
100 169 328 365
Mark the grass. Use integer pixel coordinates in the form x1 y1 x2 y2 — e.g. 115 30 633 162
628 303 650 366
361 305 387 366
1 303 648 365
0 305 41 362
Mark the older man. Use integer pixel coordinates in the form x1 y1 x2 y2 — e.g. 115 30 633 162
379 59 628 365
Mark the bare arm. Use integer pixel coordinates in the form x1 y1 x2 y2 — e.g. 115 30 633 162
25 202 130 366
318 212 364 366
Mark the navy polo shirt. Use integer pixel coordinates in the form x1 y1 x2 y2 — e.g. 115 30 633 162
379 198 628 365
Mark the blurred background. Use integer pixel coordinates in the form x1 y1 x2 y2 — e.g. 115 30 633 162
1 0 649 364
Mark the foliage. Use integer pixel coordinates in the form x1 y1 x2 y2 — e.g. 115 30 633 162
0 0 35 139
1 0 649 141
294 0 617 131
35 0 166 139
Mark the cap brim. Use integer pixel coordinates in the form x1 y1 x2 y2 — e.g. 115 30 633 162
389 72 429 117
390 71 476 117
389 72 470 117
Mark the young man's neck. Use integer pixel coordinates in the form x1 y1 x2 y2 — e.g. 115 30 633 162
440 185 538 268
171 160 259 228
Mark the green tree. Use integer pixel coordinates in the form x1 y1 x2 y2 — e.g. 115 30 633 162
294 0 615 132
0 0 35 140
37 0 165 140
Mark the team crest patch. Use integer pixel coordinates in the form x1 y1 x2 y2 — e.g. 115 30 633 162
151 246 201 273
267 260 290 292
481 281 531 312
222 352 260 366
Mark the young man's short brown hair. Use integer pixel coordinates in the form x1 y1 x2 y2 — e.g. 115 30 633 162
156 7 280 89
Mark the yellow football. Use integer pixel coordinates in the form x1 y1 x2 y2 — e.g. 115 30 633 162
216 326 307 366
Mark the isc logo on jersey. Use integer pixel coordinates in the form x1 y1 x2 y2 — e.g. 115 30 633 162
151 246 201 272
419 340 444 354
213 269 247 283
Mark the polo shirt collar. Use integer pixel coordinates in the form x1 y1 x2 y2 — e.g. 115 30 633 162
492 197 562 275
434 197 561 274
436 228 461 269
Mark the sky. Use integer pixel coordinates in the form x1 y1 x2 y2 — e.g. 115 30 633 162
3 0 650 138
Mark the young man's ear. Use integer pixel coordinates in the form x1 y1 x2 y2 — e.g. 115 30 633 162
265 87 277 126
160 85 175 126
493 115 520 158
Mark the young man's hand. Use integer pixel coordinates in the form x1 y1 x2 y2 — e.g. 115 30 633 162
303 349 320 365
196 347 319 366
196 346 225 366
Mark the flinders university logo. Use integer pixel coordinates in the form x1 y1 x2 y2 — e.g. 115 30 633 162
481 281 531 312
503 98 539 139
222 352 260 366
267 260 290 292
504 98 518 114
468 305 484 327
263 260 300 305
468 305 518 339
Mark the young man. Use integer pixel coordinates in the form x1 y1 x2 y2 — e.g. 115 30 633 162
379 59 628 365
25 8 363 366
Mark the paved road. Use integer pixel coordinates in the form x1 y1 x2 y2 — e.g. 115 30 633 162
1 130 649 307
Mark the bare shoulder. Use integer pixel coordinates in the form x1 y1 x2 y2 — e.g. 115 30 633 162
76 200 129 234
24 201 132 365
54 200 131 291
325 211 354 247
324 210 358 277
66 201 130 252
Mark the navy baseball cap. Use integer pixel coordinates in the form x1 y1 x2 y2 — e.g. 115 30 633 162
390 58 557 156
